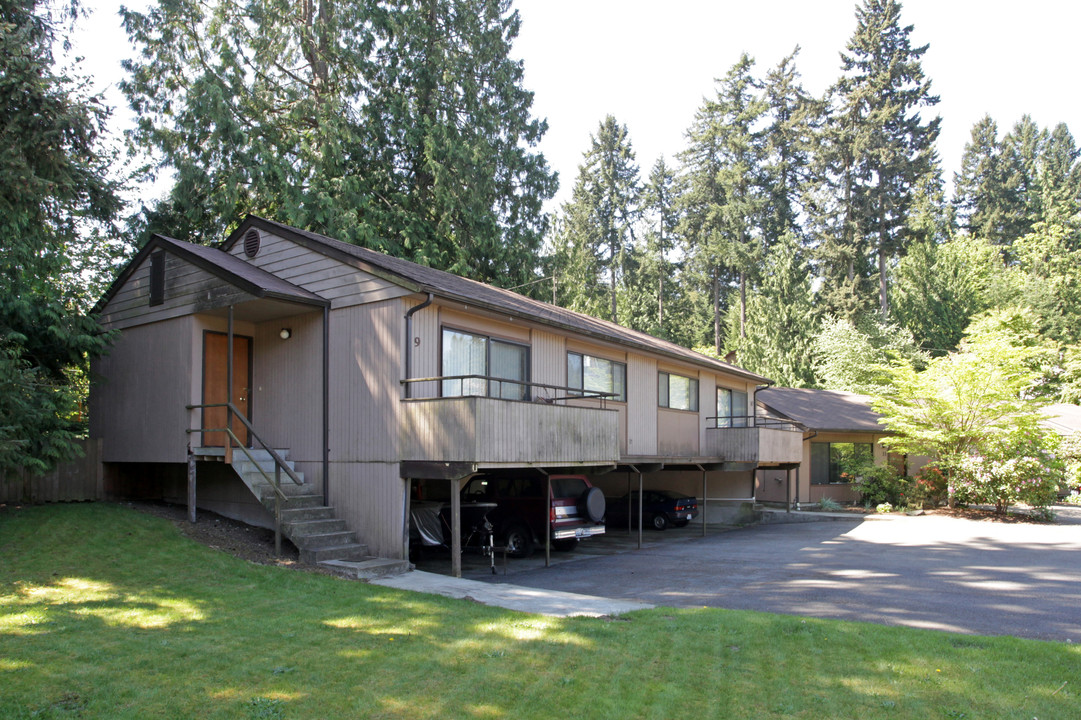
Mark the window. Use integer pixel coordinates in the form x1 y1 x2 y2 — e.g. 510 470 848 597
567 352 627 402
716 387 749 427
441 328 529 400
811 442 874 484
658 371 699 411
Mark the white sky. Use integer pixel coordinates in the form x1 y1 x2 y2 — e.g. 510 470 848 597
73 0 1080 214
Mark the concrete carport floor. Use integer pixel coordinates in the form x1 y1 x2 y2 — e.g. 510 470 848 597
460 507 1081 642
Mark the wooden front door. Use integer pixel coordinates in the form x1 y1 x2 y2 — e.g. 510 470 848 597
202 331 252 447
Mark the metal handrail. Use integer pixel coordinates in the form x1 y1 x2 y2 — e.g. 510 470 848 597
401 374 617 406
186 401 306 558
705 415 803 432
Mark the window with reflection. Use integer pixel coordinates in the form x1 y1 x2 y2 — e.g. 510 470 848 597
441 328 529 400
716 388 749 427
658 371 698 411
567 352 626 402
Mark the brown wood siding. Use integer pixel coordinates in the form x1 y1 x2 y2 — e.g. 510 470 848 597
99 253 259 330
328 300 402 463
329 461 406 559
89 315 195 463
229 231 412 309
0 439 103 502
626 354 658 456
250 311 324 476
405 298 439 398
400 397 620 464
531 329 564 389
657 408 700 456
437 307 531 343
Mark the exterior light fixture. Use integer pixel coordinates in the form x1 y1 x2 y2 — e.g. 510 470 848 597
279 328 292 340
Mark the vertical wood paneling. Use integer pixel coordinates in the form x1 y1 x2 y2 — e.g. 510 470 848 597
699 371 716 451
407 299 439 398
531 329 564 390
329 300 401 462
330 462 406 559
89 315 195 463
250 310 323 471
627 354 657 456
0 439 103 503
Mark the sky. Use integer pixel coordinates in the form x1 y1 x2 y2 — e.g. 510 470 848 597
72 0 1080 213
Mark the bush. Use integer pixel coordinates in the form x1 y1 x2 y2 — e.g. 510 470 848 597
852 463 911 507
951 428 1063 514
909 464 948 508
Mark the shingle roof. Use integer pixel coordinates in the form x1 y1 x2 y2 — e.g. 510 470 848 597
756 387 886 433
93 233 327 314
223 216 770 383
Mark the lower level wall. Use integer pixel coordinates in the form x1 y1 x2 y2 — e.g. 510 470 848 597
104 461 274 528
330 461 407 560
587 468 755 502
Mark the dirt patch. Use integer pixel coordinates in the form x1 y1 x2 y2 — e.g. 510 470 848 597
122 500 333 571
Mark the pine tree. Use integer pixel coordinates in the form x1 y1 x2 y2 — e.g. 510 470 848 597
122 0 555 287
679 54 768 350
827 0 941 320
631 157 681 338
726 234 819 387
953 115 1024 246
1 0 121 474
551 115 640 323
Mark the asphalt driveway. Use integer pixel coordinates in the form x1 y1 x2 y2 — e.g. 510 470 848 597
476 509 1081 642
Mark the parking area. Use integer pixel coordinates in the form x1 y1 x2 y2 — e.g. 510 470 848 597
416 507 1081 642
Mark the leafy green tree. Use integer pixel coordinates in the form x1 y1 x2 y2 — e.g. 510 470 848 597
890 235 1002 355
812 315 925 394
725 233 819 387
551 115 640 323
826 0 941 319
1 0 121 474
122 0 555 288
1008 222 1081 346
874 308 1060 508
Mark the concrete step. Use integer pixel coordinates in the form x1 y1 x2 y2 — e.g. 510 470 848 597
285 518 347 536
260 493 326 512
291 530 359 550
233 457 297 475
254 482 315 501
280 506 336 524
319 558 414 580
301 543 372 564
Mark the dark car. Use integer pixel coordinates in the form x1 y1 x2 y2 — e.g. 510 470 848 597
606 490 698 531
455 473 606 557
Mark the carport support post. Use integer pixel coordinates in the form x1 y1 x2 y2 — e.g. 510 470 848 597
786 467 792 514
637 470 643 550
702 470 708 538
545 473 552 568
187 445 196 524
450 478 462 578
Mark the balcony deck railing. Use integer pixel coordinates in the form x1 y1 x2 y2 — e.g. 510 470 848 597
401 374 617 407
706 415 803 432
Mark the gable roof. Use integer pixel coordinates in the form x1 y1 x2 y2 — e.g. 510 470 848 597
756 387 886 433
93 234 328 315
222 216 770 384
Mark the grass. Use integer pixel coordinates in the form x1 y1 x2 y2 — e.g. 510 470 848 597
1 504 1077 719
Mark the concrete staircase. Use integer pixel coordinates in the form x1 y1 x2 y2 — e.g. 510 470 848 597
223 448 411 578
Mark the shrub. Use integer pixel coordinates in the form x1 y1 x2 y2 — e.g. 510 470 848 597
951 428 1063 514
853 463 911 507
909 464 948 508
818 497 842 511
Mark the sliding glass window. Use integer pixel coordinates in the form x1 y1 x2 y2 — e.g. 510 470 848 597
567 352 627 402
441 328 529 400
658 371 699 411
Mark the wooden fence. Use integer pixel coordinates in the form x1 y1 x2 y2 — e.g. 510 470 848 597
0 438 103 503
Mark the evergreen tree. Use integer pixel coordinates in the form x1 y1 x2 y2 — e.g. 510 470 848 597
725 234 819 387
122 0 555 287
762 48 817 245
826 0 941 319
953 115 1025 246
629 156 681 338
679 54 767 350
1 0 121 474
551 115 640 323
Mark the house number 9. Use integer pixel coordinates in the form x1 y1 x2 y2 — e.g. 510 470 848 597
414 337 421 347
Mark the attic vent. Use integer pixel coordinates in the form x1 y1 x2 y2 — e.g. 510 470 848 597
243 229 261 258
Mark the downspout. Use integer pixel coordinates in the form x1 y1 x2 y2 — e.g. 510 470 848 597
322 305 330 505
404 293 434 399
800 429 817 510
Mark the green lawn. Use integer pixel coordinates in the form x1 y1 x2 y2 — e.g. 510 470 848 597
1 503 1076 719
